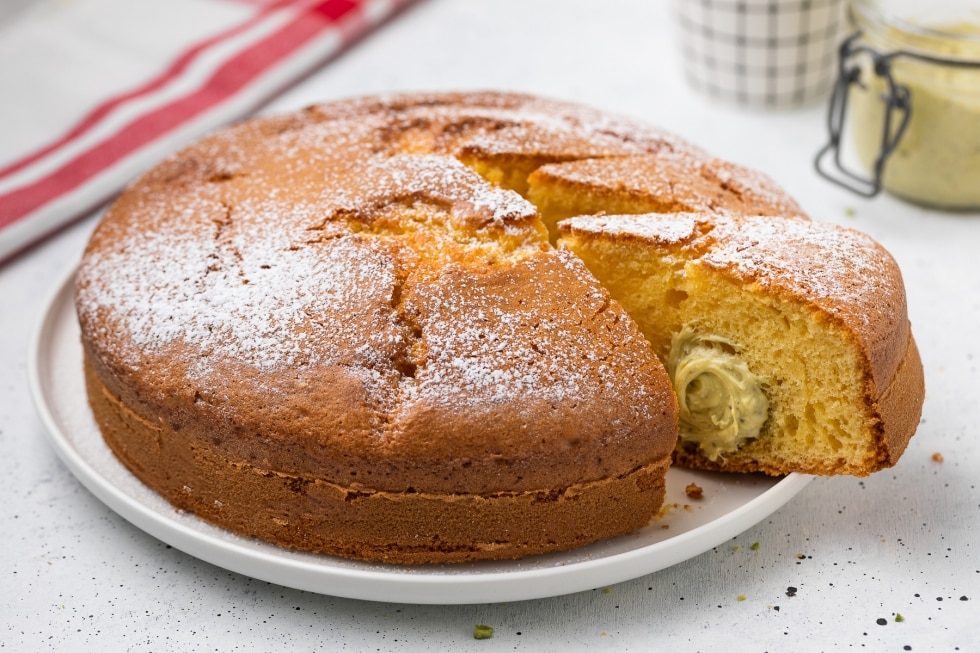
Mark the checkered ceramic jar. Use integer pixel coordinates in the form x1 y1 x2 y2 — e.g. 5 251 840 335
675 0 847 107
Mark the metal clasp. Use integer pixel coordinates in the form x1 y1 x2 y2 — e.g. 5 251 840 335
815 32 912 198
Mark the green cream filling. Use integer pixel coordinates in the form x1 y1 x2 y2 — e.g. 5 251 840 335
667 327 769 461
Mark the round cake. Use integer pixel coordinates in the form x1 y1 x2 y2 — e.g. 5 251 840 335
75 91 923 564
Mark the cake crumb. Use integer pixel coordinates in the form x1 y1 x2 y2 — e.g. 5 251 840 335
685 482 704 499
656 503 679 520
931 452 944 463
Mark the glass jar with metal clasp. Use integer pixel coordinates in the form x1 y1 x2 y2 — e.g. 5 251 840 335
815 0 980 210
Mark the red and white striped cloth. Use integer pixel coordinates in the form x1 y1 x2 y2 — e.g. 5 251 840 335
0 0 415 264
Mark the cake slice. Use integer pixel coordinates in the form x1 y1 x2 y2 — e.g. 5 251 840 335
527 153 809 242
559 212 925 476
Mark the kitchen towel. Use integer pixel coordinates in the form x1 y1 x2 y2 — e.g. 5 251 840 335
0 0 415 263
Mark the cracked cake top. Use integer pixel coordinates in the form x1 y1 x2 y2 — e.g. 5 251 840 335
75 92 690 495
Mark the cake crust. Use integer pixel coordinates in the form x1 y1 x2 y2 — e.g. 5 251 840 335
85 352 670 563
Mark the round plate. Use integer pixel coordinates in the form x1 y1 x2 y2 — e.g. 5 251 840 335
29 269 812 604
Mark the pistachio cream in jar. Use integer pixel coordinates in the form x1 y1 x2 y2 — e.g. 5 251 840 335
848 0 980 209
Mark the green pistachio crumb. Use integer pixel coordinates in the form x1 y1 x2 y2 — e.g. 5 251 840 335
474 624 494 639
750 542 760 550
737 594 746 602
895 614 905 622
732 545 741 552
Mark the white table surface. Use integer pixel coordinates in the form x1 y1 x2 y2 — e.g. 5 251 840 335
3 1 978 650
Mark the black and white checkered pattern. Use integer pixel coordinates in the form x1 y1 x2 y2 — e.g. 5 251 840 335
675 0 847 108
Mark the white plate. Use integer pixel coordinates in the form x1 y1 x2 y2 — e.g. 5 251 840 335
29 269 813 604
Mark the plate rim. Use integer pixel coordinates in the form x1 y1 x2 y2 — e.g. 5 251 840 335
28 267 813 604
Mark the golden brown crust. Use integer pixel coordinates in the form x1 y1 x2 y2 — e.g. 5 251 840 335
531 154 807 218
526 153 807 242
85 354 670 564
873 334 925 469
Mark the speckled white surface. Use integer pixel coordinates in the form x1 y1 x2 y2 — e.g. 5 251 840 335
3 0 978 650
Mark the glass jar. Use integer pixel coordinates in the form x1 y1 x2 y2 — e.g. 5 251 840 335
816 0 980 210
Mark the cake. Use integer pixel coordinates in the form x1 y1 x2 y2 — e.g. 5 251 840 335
74 91 924 564
559 213 924 476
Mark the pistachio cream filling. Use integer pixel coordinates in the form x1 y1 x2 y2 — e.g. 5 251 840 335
667 326 769 461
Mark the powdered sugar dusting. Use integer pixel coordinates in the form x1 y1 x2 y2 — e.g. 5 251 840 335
712 157 806 215
355 155 538 230
76 91 705 443
77 203 404 386
560 210 903 337
367 94 699 161
704 216 903 327
398 249 658 424
534 151 806 220
561 213 703 245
